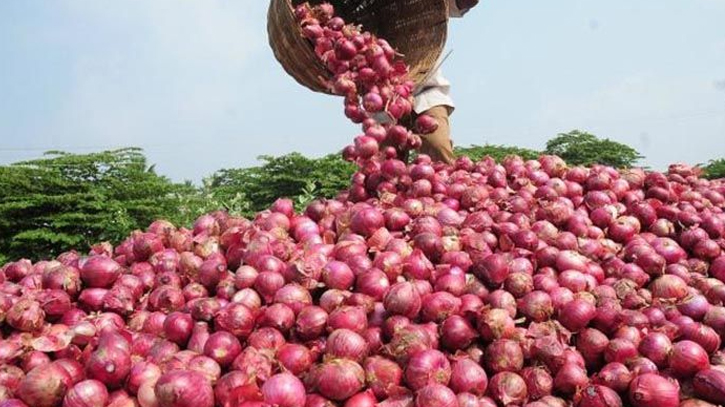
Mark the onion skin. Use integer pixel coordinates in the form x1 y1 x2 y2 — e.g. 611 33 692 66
693 368 725 404
628 373 680 407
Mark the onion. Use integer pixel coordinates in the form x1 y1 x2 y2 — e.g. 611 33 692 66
415 384 458 407
311 360 365 401
163 312 193 345
278 344 313 376
554 363 589 395
558 298 596 332
6 299 44 332
404 349 451 390
488 372 527 406
364 356 403 399
127 362 161 395
80 256 121 288
575 385 622 407
628 373 679 407
477 308 514 342
450 358 487 396
154 370 214 407
521 366 553 400
384 282 421 318
62 380 109 407
668 340 710 377
260 373 306 407
638 332 672 368
214 303 255 339
694 368 725 404
484 339 524 374
296 306 329 341
326 329 368 362
203 331 242 368
85 345 131 388
16 363 71 407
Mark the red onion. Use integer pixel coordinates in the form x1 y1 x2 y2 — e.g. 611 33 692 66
521 366 553 400
488 372 527 406
127 362 161 395
311 360 365 401
450 358 487 396
414 384 458 407
80 256 121 288
384 282 421 318
0 366 24 393
559 298 596 332
326 329 368 362
154 370 213 407
6 299 44 332
203 331 242 368
554 362 589 395
477 308 515 342
628 373 679 407
420 292 461 322
694 368 725 404
638 332 672 368
575 385 622 407
295 306 328 340
668 340 710 377
62 379 108 407
278 344 313 376
259 303 296 333
86 345 131 388
214 303 255 339
364 356 403 399
162 312 193 345
440 315 477 351
16 363 71 407
484 339 524 373
404 349 451 390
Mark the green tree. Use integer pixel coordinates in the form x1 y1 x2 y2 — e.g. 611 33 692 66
204 152 355 215
454 144 541 162
0 148 198 261
702 158 725 180
544 130 644 168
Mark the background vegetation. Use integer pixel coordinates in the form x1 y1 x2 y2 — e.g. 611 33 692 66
1 130 720 263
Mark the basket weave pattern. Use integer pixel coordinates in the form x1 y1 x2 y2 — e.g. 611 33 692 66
268 0 449 94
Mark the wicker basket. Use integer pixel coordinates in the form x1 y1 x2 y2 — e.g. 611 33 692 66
268 0 449 94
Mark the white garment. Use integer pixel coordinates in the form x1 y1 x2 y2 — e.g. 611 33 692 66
413 0 468 114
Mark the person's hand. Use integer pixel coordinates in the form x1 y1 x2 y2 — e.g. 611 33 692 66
456 0 479 11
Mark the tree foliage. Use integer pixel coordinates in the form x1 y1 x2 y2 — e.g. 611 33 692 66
544 130 644 168
702 158 725 180
203 152 356 216
0 148 196 262
454 144 541 162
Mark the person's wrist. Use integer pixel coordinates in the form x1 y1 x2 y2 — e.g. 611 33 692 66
456 0 479 12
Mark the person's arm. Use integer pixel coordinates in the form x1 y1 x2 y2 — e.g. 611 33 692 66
449 0 479 18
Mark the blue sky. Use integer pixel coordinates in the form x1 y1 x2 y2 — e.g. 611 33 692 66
1 0 724 183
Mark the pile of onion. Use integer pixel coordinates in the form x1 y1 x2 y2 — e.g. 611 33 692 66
0 3 724 407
